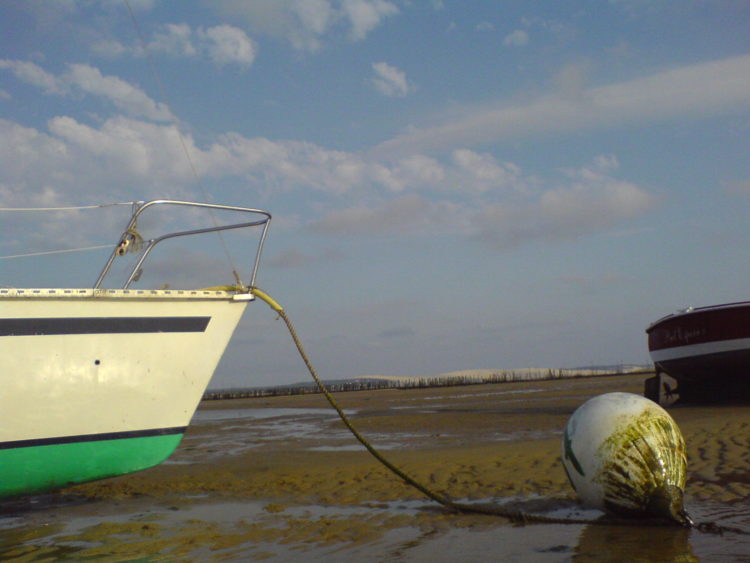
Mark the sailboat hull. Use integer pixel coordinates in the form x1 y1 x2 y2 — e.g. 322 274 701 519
0 288 249 498
646 301 750 403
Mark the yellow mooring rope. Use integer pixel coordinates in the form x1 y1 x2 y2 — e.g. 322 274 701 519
249 287 745 534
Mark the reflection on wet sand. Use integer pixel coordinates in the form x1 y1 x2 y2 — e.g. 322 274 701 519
574 522 696 562
1 374 748 560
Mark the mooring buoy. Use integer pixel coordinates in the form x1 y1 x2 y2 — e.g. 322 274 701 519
562 392 692 526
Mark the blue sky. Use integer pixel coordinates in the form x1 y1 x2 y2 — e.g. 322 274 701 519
2 1 750 388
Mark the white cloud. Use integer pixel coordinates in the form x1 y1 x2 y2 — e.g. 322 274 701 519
0 116 207 209
342 0 399 41
0 120 70 204
0 59 64 94
148 23 197 57
0 60 172 122
65 64 173 121
0 112 655 252
451 149 525 194
373 54 750 157
503 29 529 47
310 154 654 245
98 23 257 69
473 157 654 249
213 0 398 52
389 155 445 192
91 39 133 58
198 25 257 67
0 117 492 202
371 61 415 97
211 133 373 194
101 0 154 11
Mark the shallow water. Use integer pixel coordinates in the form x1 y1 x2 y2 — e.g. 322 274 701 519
1 492 747 561
2 377 749 561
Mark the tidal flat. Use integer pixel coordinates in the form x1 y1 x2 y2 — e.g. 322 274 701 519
1 374 749 561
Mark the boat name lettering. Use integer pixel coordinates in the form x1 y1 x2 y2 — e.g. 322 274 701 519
663 325 707 345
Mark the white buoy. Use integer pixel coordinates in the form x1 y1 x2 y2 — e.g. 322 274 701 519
561 392 692 526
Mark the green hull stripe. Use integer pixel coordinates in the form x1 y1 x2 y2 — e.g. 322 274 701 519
0 432 184 498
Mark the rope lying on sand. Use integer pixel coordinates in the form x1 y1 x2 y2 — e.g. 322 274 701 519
249 287 747 535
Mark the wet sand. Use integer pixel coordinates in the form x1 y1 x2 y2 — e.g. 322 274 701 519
1 374 749 561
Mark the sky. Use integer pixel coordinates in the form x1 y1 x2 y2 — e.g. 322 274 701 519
2 0 750 389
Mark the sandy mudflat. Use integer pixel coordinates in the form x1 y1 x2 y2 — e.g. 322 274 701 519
1 374 749 561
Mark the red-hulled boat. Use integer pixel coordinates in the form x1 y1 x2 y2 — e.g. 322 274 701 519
646 301 750 404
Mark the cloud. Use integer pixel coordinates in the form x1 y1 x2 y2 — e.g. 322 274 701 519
97 23 257 68
0 60 173 121
384 155 445 192
450 149 525 194
0 59 64 94
0 111 655 253
213 0 398 52
91 39 134 58
311 194 463 235
473 156 655 249
342 0 399 41
148 23 197 57
101 0 155 11
0 119 72 206
47 116 183 176
503 29 529 46
66 64 173 121
370 62 415 97
310 155 654 247
198 24 257 67
0 116 198 207
373 54 750 157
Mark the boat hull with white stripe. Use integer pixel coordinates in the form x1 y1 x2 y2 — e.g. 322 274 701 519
0 288 251 498
0 200 271 498
646 301 750 403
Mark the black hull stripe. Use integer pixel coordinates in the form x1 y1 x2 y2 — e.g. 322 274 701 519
0 426 187 450
0 317 210 336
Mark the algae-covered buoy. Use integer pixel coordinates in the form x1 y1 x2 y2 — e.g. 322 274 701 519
561 392 692 526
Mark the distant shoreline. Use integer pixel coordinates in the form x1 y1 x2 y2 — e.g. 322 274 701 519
203 366 654 401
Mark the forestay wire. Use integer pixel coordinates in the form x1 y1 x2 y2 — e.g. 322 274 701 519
122 0 244 286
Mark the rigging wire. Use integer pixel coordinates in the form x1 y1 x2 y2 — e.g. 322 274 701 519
123 0 244 287
0 202 134 211
0 245 113 260
0 202 135 260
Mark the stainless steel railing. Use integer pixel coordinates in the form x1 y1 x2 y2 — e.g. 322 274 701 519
93 200 271 290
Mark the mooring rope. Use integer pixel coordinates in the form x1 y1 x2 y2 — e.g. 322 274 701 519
248 287 745 535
